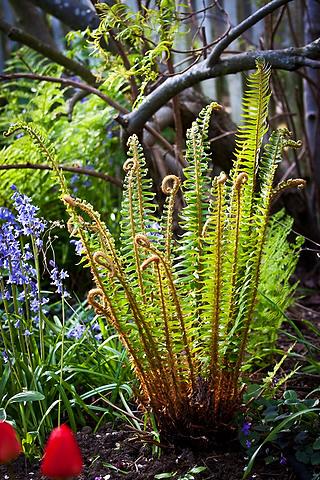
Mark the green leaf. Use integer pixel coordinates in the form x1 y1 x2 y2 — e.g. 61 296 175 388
154 473 176 479
188 466 207 474
296 449 310 464
7 391 45 404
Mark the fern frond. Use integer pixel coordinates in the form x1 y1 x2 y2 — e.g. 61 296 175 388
231 59 271 216
201 172 227 383
4 122 69 195
177 103 222 313
271 178 306 202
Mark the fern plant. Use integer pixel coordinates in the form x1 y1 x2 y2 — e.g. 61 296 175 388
5 61 305 445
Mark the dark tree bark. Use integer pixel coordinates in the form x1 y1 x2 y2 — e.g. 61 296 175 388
304 0 320 205
27 0 101 30
9 0 55 47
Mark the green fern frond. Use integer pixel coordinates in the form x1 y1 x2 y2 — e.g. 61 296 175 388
4 122 68 195
231 59 271 216
5 63 305 444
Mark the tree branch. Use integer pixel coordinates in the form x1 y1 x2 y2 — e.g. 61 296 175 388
0 17 97 85
0 72 128 113
123 39 320 135
0 73 174 154
0 163 123 188
207 0 294 67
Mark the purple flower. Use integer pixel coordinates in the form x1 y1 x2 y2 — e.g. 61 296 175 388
241 422 251 436
2 350 8 363
49 260 70 297
280 454 287 465
245 440 252 449
11 186 46 240
67 324 85 340
0 207 16 223
70 239 83 256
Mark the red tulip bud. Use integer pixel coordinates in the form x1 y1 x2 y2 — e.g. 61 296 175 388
0 421 22 464
41 424 83 479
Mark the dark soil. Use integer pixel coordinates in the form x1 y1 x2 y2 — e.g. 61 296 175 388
0 421 310 480
1 290 319 480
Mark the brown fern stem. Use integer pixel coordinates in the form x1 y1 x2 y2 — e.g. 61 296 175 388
136 236 196 390
154 261 182 408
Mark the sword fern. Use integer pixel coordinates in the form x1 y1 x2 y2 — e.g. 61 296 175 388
5 60 305 445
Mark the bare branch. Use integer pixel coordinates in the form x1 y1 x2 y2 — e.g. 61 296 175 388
0 163 123 188
0 72 128 113
0 73 174 154
0 17 97 85
123 39 320 135
207 0 294 67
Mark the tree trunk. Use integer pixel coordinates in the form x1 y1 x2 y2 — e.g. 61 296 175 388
304 0 320 216
9 0 55 47
26 0 101 30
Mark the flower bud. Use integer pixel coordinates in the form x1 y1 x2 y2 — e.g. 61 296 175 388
41 424 83 479
0 421 22 464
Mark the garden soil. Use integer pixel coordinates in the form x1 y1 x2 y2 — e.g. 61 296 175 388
0 421 308 480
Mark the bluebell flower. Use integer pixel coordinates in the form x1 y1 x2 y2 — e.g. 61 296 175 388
24 329 32 336
67 324 85 340
146 222 163 240
23 243 33 261
11 186 46 240
1 351 8 364
0 207 16 223
70 239 83 256
49 260 70 297
0 289 11 301
245 440 252 449
279 453 287 465
241 422 251 436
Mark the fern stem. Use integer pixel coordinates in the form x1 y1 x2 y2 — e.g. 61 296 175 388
209 176 226 392
126 159 146 302
136 235 196 390
161 175 180 261
223 173 248 339
154 260 182 404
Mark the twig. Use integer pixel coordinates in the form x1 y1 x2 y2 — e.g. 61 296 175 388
124 39 320 135
0 72 128 113
207 0 294 67
109 29 139 100
67 91 89 120
0 163 123 188
209 130 237 143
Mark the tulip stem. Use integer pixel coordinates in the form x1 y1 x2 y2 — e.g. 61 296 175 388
58 294 66 427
